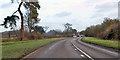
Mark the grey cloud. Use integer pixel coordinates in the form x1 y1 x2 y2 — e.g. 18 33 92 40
85 0 102 3
118 1 120 19
91 2 118 18
107 11 117 18
0 2 12 8
54 12 72 17
53 2 59 5
91 13 103 18
22 0 38 2
95 2 117 12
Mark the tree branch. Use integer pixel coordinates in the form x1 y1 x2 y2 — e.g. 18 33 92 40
13 10 18 15
18 2 23 10
12 2 23 15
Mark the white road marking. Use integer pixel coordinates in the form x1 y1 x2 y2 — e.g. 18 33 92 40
81 55 85 57
77 39 118 57
71 39 94 60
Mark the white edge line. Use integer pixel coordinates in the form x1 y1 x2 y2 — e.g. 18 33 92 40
77 39 118 55
71 40 94 60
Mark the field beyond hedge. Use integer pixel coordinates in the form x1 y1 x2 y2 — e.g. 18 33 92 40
82 37 120 50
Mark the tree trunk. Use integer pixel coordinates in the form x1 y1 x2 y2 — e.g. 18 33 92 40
8 31 10 39
18 2 24 40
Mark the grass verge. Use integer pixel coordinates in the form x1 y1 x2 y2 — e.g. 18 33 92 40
82 37 120 50
2 38 65 59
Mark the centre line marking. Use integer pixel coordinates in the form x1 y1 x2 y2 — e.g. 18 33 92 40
71 38 94 60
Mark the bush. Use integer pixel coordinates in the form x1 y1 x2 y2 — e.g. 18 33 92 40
80 18 120 40
19 31 42 40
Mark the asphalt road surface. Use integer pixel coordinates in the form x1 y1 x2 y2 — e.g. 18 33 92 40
23 37 119 60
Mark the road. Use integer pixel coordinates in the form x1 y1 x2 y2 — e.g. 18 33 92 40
23 37 119 60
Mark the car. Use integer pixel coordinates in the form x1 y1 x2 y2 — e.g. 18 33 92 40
73 35 76 37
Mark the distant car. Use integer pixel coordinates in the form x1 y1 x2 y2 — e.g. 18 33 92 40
73 35 76 37
80 35 84 37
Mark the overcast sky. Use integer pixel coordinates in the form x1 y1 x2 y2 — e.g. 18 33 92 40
0 0 119 32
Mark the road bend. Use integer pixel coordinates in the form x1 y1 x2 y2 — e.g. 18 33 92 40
23 37 119 59
72 37 118 58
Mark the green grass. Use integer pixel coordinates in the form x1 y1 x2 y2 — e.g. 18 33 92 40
0 46 2 60
2 38 65 59
82 37 120 50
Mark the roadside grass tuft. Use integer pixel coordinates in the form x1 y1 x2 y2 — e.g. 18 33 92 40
82 37 120 50
2 38 64 59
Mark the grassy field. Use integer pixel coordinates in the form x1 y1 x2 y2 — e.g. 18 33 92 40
2 38 65 59
82 37 120 50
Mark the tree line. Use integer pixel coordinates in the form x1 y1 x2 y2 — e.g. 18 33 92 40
45 23 77 36
80 18 120 40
